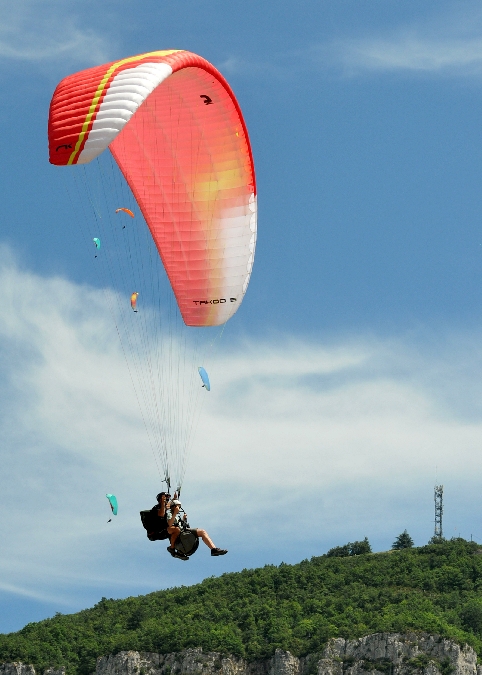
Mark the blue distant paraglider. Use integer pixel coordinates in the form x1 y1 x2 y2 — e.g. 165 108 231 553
198 366 210 391
106 494 118 522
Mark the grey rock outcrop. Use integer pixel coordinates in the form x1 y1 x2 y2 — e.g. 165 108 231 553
96 649 248 675
316 634 476 675
0 665 36 675
93 634 478 675
1 633 479 675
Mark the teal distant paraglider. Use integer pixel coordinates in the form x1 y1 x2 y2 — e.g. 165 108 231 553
198 367 210 391
106 493 118 516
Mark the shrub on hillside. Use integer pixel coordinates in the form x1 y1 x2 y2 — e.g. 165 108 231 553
326 537 372 557
392 530 414 550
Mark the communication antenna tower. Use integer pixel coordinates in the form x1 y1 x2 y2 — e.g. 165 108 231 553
434 484 443 539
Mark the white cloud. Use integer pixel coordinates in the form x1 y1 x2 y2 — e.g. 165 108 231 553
307 3 482 77
219 5 482 81
217 55 295 80
0 0 112 65
334 34 482 75
1 248 482 613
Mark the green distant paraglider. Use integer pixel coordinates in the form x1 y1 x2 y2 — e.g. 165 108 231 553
106 494 118 522
93 238 101 258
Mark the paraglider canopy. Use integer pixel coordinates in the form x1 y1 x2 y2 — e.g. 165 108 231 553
115 208 134 218
48 49 257 493
106 494 118 515
198 367 210 391
48 49 257 328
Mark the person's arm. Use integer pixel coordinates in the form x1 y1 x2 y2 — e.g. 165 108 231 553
167 505 180 527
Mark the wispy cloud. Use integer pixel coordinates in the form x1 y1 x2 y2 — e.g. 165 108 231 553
221 35 482 83
219 5 482 81
1 248 482 616
322 5 482 77
0 581 71 607
0 0 112 66
333 34 482 75
217 55 296 81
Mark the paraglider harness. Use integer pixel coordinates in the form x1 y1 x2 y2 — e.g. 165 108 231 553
140 493 199 557
140 508 169 541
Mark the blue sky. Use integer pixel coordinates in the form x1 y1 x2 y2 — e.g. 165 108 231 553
2 0 482 635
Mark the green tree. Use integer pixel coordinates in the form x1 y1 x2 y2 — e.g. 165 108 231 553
392 530 414 550
428 535 446 544
326 538 372 557
460 600 482 635
326 544 351 558
350 537 372 555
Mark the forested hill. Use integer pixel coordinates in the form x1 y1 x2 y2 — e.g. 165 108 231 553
2 539 482 675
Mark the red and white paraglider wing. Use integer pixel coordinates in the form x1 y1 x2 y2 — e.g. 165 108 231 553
48 50 257 327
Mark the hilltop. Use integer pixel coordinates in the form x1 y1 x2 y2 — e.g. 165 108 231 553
1 539 482 675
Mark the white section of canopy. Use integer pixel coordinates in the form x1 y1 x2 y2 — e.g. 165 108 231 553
77 62 173 165
243 194 257 293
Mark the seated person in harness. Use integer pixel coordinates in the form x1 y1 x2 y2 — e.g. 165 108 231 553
141 492 170 541
158 492 228 561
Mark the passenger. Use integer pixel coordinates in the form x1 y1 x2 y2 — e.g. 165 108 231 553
163 492 228 561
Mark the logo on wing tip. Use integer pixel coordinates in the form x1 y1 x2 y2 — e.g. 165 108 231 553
193 298 237 305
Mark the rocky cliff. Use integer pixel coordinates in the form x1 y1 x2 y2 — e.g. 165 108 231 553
1 634 481 675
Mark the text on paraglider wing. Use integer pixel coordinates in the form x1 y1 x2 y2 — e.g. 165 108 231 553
192 298 237 305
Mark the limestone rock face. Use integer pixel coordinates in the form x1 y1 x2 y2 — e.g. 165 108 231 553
323 633 477 675
95 649 248 675
1 633 479 675
317 634 477 675
0 664 36 675
316 633 477 675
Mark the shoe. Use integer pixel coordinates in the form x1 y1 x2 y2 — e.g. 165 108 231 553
211 548 228 556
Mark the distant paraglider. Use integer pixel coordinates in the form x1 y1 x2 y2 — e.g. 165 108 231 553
198 367 210 391
130 292 139 312
93 238 101 257
106 494 118 523
115 208 134 218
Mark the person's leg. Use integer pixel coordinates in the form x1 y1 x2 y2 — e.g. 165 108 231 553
166 525 188 560
189 528 227 556
194 528 215 549
168 526 180 548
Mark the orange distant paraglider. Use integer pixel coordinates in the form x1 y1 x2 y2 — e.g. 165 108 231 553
130 292 139 312
115 208 134 218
